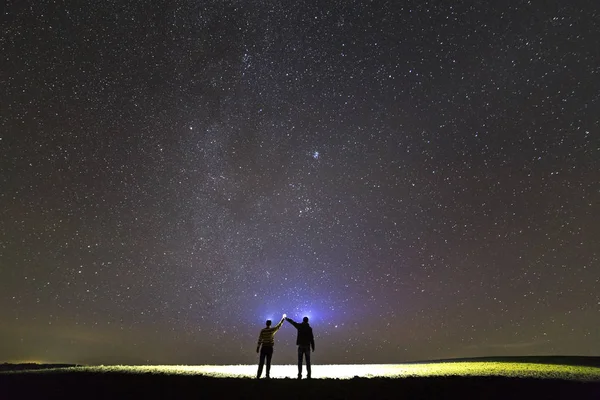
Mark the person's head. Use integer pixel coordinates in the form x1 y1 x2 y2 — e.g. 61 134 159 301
303 317 309 323
266 319 272 327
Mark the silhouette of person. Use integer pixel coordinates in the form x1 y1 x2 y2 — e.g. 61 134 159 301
285 316 315 379
256 314 286 379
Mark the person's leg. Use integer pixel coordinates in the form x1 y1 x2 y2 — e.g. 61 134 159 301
297 346 303 378
265 347 273 378
257 348 266 378
305 347 311 378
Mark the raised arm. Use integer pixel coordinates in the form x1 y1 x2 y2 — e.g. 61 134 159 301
285 317 300 329
273 316 285 332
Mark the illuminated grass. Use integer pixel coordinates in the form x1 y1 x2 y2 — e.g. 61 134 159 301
6 362 600 381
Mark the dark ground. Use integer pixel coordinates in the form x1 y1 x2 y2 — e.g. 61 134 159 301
1 372 599 400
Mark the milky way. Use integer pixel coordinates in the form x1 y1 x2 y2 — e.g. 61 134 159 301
1 1 599 365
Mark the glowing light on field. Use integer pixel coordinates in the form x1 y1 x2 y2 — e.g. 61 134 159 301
5 360 49 365
15 363 600 382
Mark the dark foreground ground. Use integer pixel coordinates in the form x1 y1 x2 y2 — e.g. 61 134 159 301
1 372 599 400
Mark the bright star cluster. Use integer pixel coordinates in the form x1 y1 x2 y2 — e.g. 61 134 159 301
1 1 599 365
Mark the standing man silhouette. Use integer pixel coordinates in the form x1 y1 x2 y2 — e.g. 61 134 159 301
285 316 315 379
256 314 286 379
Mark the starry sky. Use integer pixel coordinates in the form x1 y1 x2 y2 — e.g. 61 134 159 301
1 1 599 365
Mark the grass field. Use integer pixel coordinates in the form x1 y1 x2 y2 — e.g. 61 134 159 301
7 361 600 381
2 360 600 399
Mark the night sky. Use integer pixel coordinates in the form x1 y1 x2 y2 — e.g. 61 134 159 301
1 1 599 366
